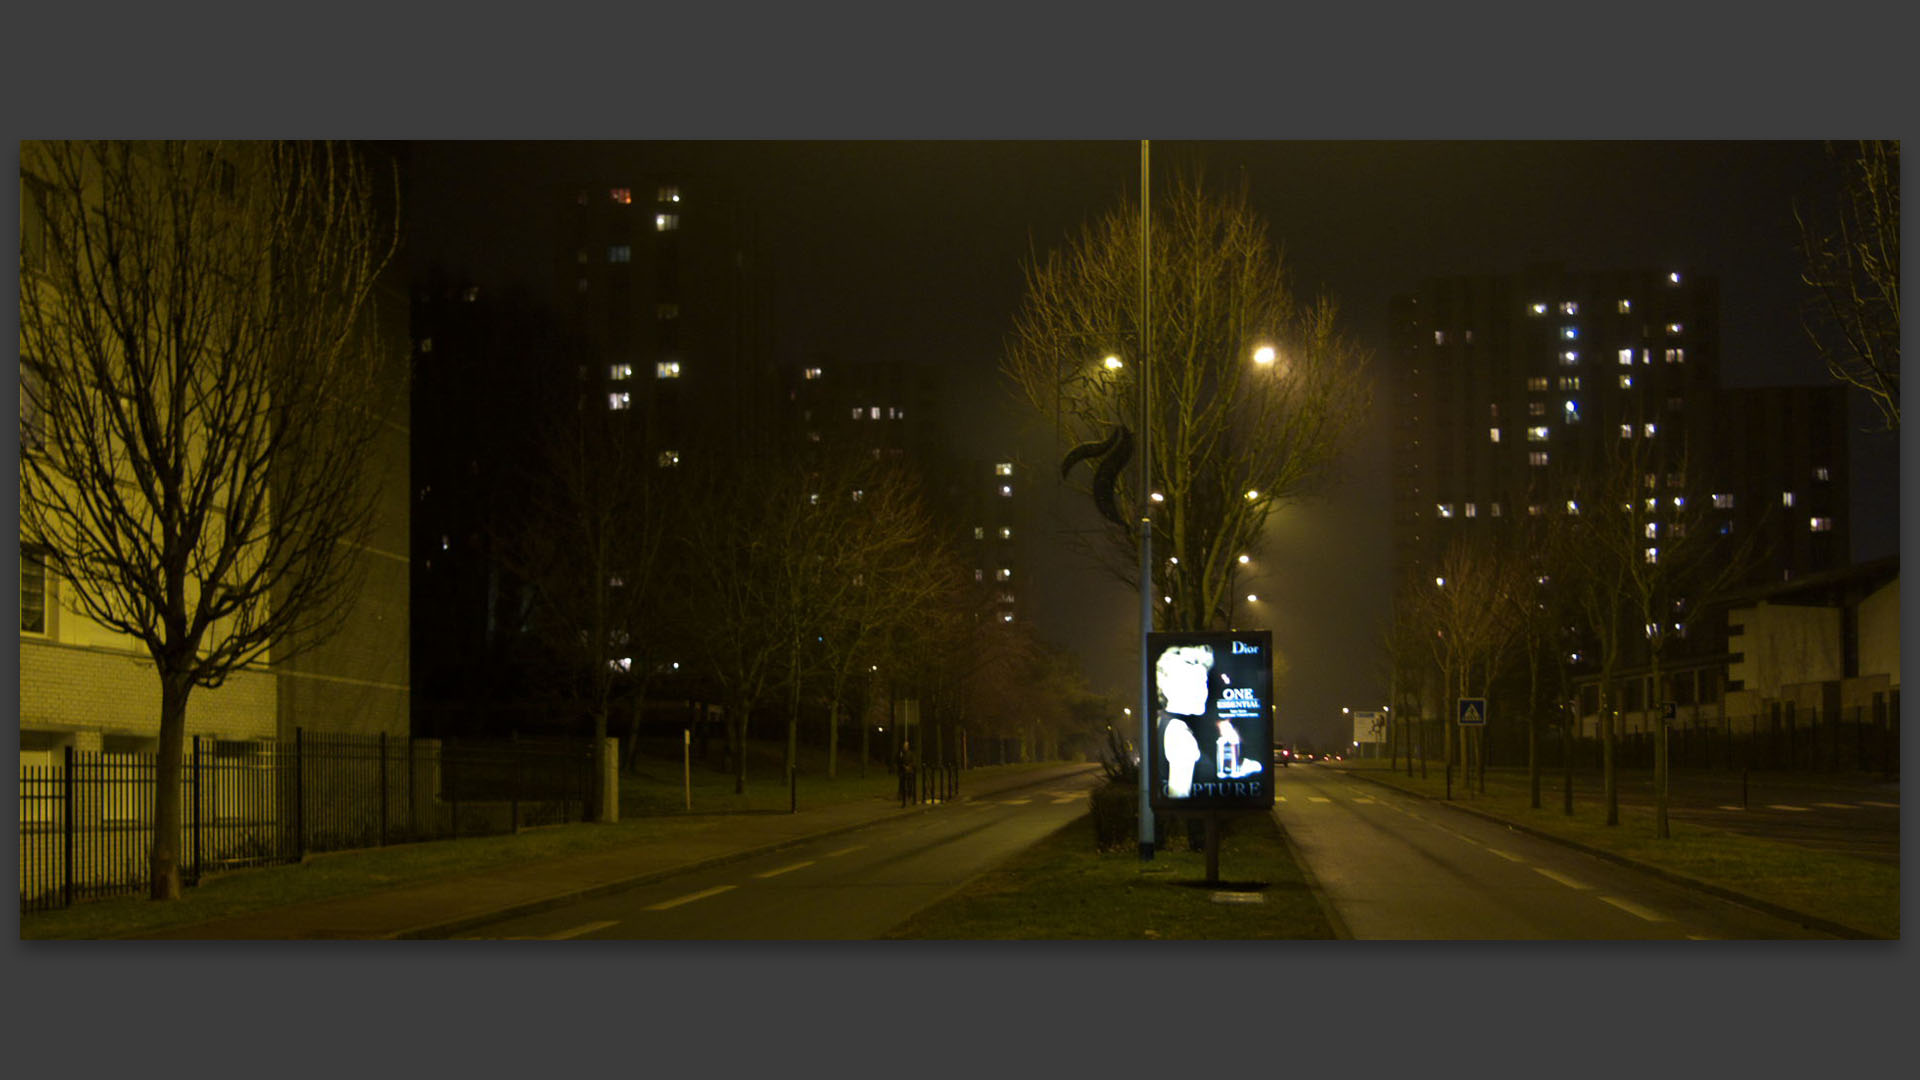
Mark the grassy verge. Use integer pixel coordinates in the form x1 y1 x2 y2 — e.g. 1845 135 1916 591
1334 761 1898 938
20 748 1066 941
883 811 1337 940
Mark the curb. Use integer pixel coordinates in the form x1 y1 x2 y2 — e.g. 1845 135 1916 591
1336 768 1887 940
388 763 1101 940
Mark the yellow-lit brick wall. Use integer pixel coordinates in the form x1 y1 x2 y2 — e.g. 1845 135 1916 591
19 638 276 743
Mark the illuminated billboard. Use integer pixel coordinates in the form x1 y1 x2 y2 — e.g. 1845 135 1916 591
1353 710 1387 744
1147 630 1274 812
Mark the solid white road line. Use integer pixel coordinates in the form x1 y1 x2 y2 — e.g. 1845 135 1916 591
1485 848 1527 863
1597 895 1669 922
647 885 737 910
754 860 815 879
824 845 865 858
548 920 619 940
1533 867 1591 890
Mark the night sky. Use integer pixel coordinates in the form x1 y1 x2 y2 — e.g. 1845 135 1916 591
405 140 1897 751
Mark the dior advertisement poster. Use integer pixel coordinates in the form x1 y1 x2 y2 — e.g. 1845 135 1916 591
1147 630 1274 812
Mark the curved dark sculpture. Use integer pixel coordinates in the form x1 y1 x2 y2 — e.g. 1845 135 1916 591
1060 425 1133 528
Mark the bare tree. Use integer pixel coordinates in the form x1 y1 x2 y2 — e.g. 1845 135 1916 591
496 403 676 815
18 141 397 899
1797 140 1900 428
1002 175 1372 630
1406 536 1525 797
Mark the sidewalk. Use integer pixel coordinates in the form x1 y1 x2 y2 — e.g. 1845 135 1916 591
132 762 1099 940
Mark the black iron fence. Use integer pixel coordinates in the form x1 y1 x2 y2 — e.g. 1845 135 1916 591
20 730 594 913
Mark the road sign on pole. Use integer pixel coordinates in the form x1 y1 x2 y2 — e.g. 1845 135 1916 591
1457 698 1487 727
1661 701 1677 723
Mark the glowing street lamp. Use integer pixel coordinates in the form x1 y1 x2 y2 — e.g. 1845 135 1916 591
1103 354 1124 371
1253 344 1276 366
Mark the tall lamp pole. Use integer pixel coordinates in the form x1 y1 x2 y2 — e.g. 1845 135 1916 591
1137 139 1155 861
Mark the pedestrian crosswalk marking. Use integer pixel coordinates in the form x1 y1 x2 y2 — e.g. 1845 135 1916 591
647 884 737 911
1597 896 1668 922
548 920 618 940
1533 867 1590 890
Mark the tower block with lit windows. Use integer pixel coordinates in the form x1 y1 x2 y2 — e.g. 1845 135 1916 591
1389 263 1850 744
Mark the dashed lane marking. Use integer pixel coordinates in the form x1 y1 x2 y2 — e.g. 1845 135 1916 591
1485 848 1527 863
754 860 815 879
1814 803 1855 810
1533 867 1591 890
825 845 865 858
1001 798 1031 806
1597 896 1669 922
1861 801 1899 809
1351 797 1377 804
1716 805 1745 811
1309 796 1332 803
1686 935 1715 941
548 920 619 940
1767 804 1812 812
1052 796 1081 805
647 885 737 911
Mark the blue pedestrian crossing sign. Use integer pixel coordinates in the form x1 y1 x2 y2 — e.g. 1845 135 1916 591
1457 698 1487 726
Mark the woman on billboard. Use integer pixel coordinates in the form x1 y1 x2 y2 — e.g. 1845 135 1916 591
1154 643 1264 799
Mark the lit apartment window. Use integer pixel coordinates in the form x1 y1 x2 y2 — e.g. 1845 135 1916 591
1673 496 1687 509
1560 350 1579 366
1527 426 1550 441
1464 330 1474 343
1644 422 1657 437
419 337 433 354
1645 522 1659 539
1618 349 1634 366
851 407 863 420
807 431 821 443
1564 400 1581 421
851 489 864 502
1529 302 1548 315
1813 466 1831 482
1665 348 1685 364
1565 500 1580 515
608 245 631 263
1001 613 1015 623
610 363 633 381
1560 302 1578 315
1619 375 1634 389
995 568 1012 581
608 574 626 589
1781 491 1795 507
1464 503 1478 518
809 493 821 506
1644 547 1659 564
1668 271 1682 284
20 546 47 634
658 450 681 468
1641 349 1652 365
1434 330 1445 345
1559 376 1581 390
1620 424 1633 439
657 361 682 379
995 462 1014 476
1488 427 1501 443
1528 377 1549 392
608 391 631 411
463 286 480 302
1529 402 1547 417
1810 517 1833 532
1000 527 1013 540
657 302 680 319
657 185 681 203
1436 503 1454 518
656 213 679 232
803 367 823 380
1560 327 1578 340
1491 503 1504 518
888 407 905 420
869 407 881 420
1528 504 1544 516
1713 493 1734 509
610 188 632 204
1667 322 1684 336
1530 452 1549 467
1617 299 1632 313
999 484 1013 497
974 527 985 540
974 569 985 582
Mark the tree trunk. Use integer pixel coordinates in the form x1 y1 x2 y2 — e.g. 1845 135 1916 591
731 703 747 795
1653 665 1669 839
1602 687 1618 826
150 669 192 900
827 700 840 781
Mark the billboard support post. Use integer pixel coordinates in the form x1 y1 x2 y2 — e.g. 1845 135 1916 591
1137 138 1155 863
1204 811 1220 884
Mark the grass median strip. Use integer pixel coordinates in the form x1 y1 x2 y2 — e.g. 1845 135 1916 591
883 810 1336 940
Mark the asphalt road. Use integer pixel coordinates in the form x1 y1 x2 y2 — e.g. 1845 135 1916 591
448 771 1104 940
1274 765 1839 940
